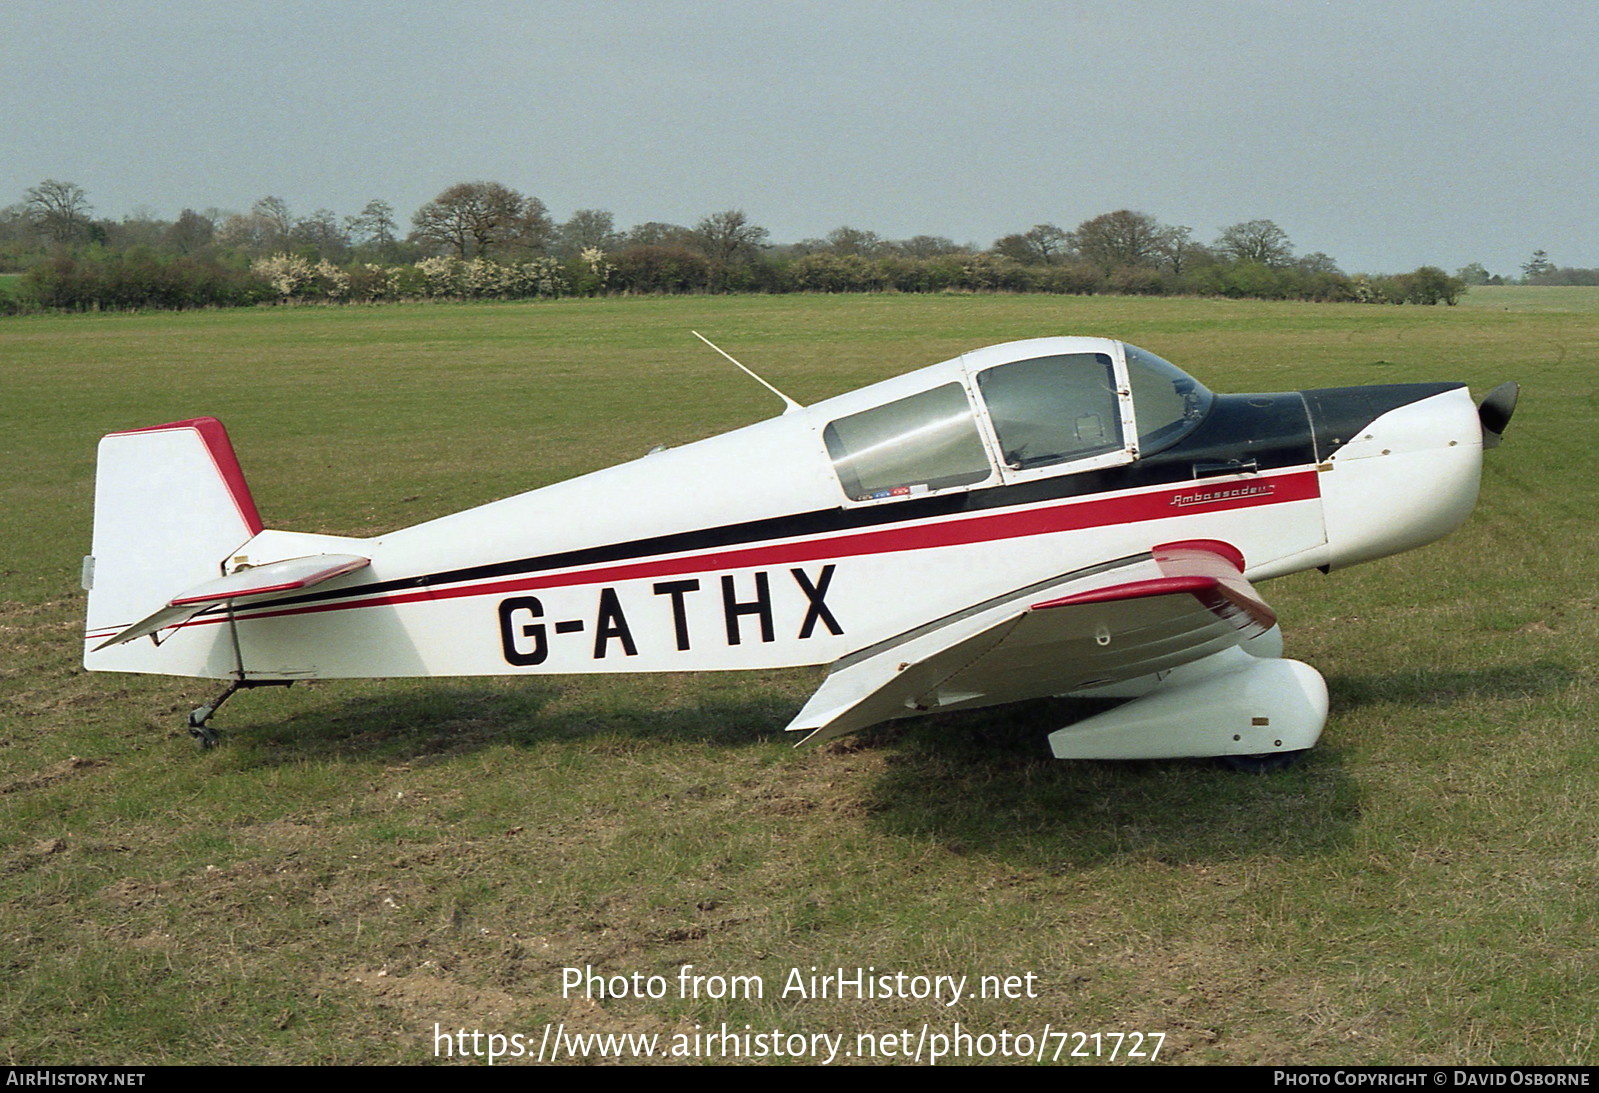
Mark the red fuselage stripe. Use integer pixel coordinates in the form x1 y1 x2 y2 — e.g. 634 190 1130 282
83 471 1317 641
181 469 1319 630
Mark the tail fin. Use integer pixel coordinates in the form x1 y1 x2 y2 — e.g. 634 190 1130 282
83 418 263 678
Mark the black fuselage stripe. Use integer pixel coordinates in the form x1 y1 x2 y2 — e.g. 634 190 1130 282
244 384 1453 614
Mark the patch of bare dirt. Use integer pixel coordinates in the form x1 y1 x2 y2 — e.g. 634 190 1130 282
345 965 520 1023
238 818 325 848
0 755 102 795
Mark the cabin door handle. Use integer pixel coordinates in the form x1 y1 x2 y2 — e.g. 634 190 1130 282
1192 458 1258 478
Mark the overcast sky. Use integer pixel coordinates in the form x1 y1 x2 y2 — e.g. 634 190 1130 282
4 0 1595 275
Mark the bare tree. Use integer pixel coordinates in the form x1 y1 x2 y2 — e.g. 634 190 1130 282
554 208 619 257
1069 210 1168 273
216 212 264 253
25 179 93 245
993 223 1071 265
0 203 36 255
823 225 884 256
345 199 397 247
1023 223 1070 265
1158 225 1200 275
108 206 167 250
990 234 1031 264
620 221 690 248
1297 252 1342 275
291 209 350 261
689 209 769 267
207 197 296 256
164 209 216 254
1216 220 1294 267
251 196 294 252
411 182 551 259
895 235 963 258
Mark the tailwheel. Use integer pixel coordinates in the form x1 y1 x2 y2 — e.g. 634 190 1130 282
183 678 295 749
187 717 221 749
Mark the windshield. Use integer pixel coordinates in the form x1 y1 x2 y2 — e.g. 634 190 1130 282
1123 343 1213 453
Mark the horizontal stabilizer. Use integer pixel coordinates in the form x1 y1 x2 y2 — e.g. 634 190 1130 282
94 554 369 650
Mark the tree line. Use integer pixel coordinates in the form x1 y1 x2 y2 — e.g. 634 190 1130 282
1471 250 1599 287
1 178 1481 312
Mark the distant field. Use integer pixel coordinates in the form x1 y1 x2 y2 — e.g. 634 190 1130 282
1458 284 1599 311
2 295 1596 1065
0 272 20 298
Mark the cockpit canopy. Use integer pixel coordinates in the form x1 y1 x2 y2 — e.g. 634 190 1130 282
823 339 1211 503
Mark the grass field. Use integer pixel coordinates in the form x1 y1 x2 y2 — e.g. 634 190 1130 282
3 293 1597 1065
1458 284 1599 313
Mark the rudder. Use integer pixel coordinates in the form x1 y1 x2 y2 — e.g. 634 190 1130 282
84 418 263 677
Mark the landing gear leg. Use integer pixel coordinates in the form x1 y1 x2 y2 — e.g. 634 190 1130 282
186 679 294 748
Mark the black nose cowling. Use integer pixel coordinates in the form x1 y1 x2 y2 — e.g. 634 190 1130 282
1301 383 1466 461
1478 382 1519 449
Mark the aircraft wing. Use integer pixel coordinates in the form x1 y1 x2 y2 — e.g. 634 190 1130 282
785 540 1276 745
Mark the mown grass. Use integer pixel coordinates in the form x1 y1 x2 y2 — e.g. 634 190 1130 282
2 293 1596 1065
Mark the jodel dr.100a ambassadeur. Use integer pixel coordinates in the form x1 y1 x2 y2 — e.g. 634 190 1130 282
82 335 1517 769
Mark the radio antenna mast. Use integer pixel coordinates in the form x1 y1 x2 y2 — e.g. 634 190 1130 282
692 331 803 414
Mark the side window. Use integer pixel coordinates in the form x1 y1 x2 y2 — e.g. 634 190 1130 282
824 383 992 501
976 353 1122 470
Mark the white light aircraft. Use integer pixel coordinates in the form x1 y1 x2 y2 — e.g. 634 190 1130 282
83 336 1516 767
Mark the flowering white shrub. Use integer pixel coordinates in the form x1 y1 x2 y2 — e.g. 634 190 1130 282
461 257 503 297
249 255 574 304
416 256 464 297
251 253 314 297
958 253 1025 291
503 257 569 298
580 247 613 291
312 260 349 300
354 263 396 301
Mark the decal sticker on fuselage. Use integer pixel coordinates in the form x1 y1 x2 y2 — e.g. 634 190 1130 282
1169 483 1277 507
